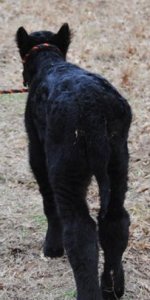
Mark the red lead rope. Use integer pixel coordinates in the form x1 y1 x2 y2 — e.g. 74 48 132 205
0 88 28 95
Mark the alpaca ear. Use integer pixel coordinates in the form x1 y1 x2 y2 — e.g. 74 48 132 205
54 23 71 57
16 27 30 58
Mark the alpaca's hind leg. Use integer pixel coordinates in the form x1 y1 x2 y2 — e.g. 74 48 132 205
50 163 103 299
98 142 130 299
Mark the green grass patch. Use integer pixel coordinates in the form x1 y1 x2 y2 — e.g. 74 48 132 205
33 214 47 227
63 289 77 299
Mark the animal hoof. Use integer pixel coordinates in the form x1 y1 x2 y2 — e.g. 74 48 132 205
43 243 64 258
101 268 124 299
102 289 124 300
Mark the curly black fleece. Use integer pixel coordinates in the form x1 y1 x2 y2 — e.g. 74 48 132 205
16 24 132 300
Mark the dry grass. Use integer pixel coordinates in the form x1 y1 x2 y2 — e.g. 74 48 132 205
0 0 150 299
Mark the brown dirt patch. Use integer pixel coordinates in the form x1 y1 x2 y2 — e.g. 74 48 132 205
0 1 150 299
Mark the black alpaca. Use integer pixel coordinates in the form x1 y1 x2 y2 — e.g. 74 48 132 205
16 23 132 300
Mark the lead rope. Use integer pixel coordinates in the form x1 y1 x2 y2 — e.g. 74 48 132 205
0 88 28 95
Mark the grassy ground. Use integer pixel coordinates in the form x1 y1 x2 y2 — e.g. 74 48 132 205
0 1 150 299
